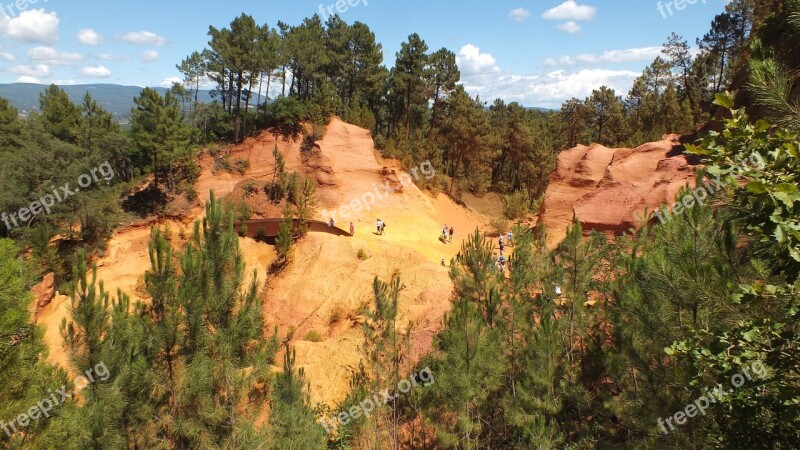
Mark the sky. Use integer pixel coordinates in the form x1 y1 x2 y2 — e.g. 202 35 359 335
0 0 730 108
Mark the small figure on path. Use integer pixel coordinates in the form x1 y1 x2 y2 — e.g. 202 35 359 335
328 218 334 228
448 227 454 243
507 230 513 245
442 224 448 241
350 222 355 236
377 219 382 235
441 258 446 266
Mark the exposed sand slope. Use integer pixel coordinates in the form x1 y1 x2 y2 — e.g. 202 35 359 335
34 118 490 407
538 134 698 246
263 118 488 405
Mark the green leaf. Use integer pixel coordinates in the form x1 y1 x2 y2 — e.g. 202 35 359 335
754 119 772 132
714 93 734 110
773 183 800 206
747 181 768 194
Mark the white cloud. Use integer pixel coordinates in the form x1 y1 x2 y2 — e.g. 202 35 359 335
545 47 663 66
456 44 500 76
0 9 59 44
77 28 103 45
509 7 531 22
117 31 167 46
28 46 84 65
140 49 159 62
461 67 639 109
10 64 50 77
557 21 582 34
160 76 182 87
53 79 78 85
81 65 111 78
16 75 41 84
0 52 14 61
542 1 597 21
98 53 122 61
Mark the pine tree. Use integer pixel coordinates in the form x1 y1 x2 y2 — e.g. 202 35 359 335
275 203 294 265
268 345 327 449
361 275 411 448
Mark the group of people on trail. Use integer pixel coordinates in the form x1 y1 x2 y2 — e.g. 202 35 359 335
376 219 386 235
329 218 356 237
495 230 514 273
441 224 454 243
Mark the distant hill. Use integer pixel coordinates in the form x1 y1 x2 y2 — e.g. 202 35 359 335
0 83 215 122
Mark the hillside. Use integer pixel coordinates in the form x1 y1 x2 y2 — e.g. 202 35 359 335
0 83 214 120
34 117 491 406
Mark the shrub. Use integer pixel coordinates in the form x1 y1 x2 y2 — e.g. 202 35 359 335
502 190 531 220
185 185 197 201
489 217 511 236
242 181 259 197
254 227 267 242
233 158 250 175
328 303 346 325
265 96 306 140
357 249 368 260
303 330 323 342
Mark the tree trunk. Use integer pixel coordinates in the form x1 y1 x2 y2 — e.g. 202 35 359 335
234 71 243 142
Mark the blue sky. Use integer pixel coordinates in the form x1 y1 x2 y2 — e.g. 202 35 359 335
0 0 729 108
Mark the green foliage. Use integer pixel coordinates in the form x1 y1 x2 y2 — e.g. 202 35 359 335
268 345 327 449
0 240 67 447
130 87 194 195
688 93 800 277
501 190 532 220
303 330 323 342
275 204 294 265
265 96 308 140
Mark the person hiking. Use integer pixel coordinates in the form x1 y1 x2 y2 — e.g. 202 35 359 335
499 240 505 253
328 218 334 228
448 227 454 243
377 219 382 235
442 224 448 241
507 230 513 245
381 220 386 234
350 222 355 236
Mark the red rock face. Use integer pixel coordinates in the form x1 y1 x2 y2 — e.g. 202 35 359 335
32 272 56 309
539 135 699 246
